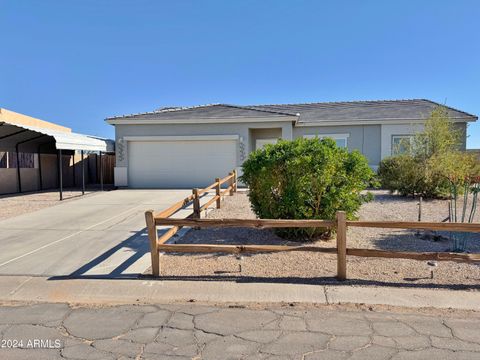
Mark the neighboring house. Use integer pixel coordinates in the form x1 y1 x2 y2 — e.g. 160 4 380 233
106 99 477 188
0 108 113 195
467 149 480 161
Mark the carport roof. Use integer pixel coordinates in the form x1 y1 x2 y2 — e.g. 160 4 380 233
0 121 109 152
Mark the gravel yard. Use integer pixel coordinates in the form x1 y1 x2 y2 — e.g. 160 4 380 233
159 190 480 288
0 189 97 220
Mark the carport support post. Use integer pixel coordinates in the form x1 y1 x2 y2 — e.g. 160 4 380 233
58 149 63 201
99 151 104 191
336 211 347 281
37 146 43 190
145 210 160 277
81 150 85 195
15 144 22 193
215 178 221 209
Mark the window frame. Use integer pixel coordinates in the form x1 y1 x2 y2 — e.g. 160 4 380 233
304 133 349 148
391 134 414 155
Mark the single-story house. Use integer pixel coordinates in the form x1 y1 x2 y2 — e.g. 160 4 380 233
106 99 477 188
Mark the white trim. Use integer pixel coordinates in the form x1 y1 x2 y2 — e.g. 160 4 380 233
304 133 349 148
106 116 296 125
304 133 350 139
114 167 128 187
107 115 474 126
123 135 240 142
391 135 414 155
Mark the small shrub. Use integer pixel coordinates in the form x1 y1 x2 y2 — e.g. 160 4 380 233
241 137 375 241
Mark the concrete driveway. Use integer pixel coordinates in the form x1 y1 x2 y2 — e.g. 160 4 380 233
0 189 194 277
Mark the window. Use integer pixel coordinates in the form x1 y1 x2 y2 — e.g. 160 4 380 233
391 135 413 155
304 134 349 148
0 152 7 168
333 138 347 148
4 152 37 168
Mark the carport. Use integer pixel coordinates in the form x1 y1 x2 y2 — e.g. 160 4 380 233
0 120 112 200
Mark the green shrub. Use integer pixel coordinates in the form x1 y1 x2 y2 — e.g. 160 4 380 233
378 105 478 198
241 137 375 241
377 155 450 198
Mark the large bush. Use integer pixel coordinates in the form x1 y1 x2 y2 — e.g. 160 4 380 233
377 155 448 198
241 137 375 241
378 106 478 198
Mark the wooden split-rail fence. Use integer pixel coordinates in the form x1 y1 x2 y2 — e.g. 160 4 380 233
145 171 480 279
145 170 238 276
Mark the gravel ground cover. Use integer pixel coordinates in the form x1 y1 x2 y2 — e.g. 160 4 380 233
160 190 480 288
0 189 97 220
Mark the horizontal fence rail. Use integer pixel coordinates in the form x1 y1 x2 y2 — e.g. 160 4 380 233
146 178 480 279
154 218 336 228
347 220 480 233
157 244 338 254
145 170 238 276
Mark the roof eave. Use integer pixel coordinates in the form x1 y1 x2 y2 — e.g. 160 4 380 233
296 116 477 127
105 115 297 125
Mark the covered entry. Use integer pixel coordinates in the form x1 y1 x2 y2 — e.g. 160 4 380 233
0 117 112 200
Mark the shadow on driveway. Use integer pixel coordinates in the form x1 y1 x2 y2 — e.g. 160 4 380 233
48 227 173 280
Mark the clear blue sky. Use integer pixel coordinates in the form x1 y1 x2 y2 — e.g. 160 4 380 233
1 0 479 148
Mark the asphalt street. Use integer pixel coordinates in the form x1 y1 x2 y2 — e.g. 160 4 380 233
0 302 479 359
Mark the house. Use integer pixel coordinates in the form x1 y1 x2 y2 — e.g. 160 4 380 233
106 99 477 188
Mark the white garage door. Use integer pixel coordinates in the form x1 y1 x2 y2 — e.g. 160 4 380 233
128 139 237 188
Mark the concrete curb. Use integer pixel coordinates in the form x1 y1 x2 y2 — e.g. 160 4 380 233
0 276 478 310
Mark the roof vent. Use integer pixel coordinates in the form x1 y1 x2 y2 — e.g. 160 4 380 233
156 106 182 112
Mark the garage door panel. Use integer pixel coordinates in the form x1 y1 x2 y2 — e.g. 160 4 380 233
128 140 236 188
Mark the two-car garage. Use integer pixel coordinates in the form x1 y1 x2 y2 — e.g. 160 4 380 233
126 136 238 188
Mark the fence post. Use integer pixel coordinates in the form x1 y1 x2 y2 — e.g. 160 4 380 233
215 178 221 208
145 210 160 277
418 196 423 222
229 172 234 196
193 188 200 218
233 169 238 192
336 211 347 281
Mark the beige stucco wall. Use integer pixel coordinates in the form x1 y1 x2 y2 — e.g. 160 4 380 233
0 169 18 194
0 154 100 194
0 168 45 194
20 169 40 192
40 154 58 189
0 108 71 133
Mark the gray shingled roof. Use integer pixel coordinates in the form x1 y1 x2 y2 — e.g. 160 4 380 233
249 99 477 123
106 104 295 120
106 99 477 123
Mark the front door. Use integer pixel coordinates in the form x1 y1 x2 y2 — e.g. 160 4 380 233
255 138 278 150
